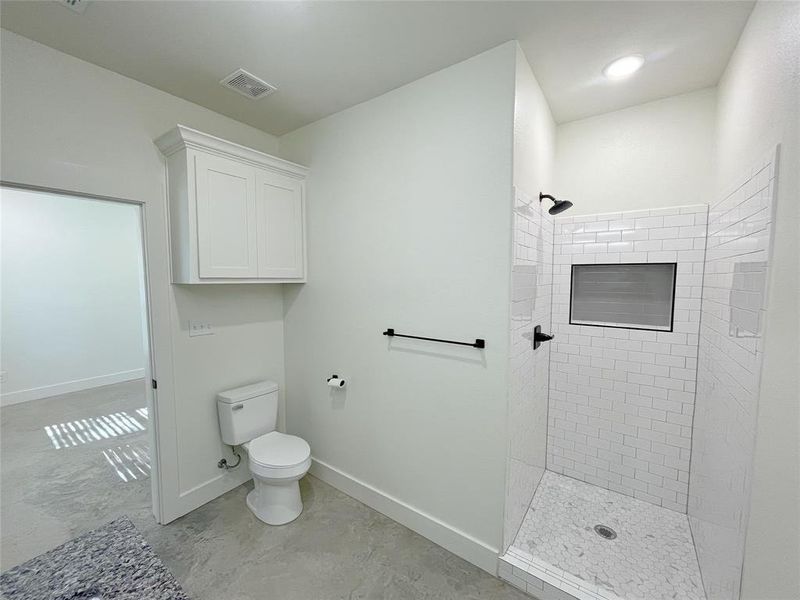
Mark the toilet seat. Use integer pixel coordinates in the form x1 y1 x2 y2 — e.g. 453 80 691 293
244 432 311 479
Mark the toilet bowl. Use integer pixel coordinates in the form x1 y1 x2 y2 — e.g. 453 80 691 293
243 431 311 525
216 381 312 526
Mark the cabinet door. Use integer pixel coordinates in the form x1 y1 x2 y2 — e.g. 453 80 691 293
255 170 304 278
194 153 258 278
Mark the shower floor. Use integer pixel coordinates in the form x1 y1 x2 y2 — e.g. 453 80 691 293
499 471 705 600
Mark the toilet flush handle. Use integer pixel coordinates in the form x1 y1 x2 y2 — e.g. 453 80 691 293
232 404 244 411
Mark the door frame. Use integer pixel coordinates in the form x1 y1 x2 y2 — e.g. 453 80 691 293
0 180 169 523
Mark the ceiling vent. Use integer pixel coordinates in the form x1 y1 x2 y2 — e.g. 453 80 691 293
57 0 89 14
220 69 277 100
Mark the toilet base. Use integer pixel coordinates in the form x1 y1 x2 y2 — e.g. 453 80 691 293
246 476 303 525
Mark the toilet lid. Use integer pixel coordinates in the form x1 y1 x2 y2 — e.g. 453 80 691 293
247 432 310 468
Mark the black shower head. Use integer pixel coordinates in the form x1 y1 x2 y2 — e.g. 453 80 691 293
539 192 573 215
549 199 573 215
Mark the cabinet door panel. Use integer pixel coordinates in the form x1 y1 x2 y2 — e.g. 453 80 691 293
256 171 304 278
195 154 258 278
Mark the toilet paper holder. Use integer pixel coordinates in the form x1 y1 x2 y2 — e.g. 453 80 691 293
327 374 346 388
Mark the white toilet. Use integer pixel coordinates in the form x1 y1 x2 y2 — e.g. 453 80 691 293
217 381 311 525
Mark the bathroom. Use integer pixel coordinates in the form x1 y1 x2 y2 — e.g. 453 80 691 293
0 2 797 600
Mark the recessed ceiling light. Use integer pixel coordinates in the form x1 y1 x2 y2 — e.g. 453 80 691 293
603 55 645 80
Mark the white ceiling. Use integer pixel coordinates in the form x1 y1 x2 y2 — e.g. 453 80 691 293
0 1 754 135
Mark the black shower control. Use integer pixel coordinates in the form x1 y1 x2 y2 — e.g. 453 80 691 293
533 325 554 350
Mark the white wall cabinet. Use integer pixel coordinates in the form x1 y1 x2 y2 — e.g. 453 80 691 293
195 152 259 279
255 170 304 278
156 125 308 283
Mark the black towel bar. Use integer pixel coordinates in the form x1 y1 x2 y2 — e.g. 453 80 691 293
383 328 485 349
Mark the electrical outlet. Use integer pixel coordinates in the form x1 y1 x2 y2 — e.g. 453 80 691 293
189 320 214 337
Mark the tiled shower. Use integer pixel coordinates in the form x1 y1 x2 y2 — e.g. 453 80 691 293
505 188 554 548
500 148 779 600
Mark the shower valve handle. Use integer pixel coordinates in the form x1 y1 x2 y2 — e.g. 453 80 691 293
533 325 554 350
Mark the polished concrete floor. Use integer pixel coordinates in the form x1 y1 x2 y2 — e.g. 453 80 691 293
1 380 527 599
0 379 152 570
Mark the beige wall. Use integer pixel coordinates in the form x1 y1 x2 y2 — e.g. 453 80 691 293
513 46 556 199
503 45 556 549
1 189 145 404
0 29 286 522
279 42 517 570
555 88 716 216
714 3 800 599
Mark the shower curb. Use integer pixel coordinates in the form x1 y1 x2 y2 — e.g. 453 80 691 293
498 548 624 600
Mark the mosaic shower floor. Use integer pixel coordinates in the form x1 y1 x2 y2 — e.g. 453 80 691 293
499 471 705 600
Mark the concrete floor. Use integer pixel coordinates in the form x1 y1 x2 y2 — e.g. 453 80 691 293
1 380 527 599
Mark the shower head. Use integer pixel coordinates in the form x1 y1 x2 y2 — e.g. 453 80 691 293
549 199 573 215
539 193 573 215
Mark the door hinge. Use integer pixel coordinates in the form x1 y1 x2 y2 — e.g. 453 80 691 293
152 379 158 390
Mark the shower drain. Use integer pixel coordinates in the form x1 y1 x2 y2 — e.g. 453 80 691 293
593 524 617 540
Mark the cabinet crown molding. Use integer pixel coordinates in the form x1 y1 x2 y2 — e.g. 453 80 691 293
155 125 308 179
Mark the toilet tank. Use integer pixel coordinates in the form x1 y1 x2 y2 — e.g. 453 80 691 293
217 380 279 446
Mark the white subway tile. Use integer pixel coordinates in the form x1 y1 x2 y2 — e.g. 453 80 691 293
634 240 662 252
548 206 705 508
649 227 681 240
635 216 664 229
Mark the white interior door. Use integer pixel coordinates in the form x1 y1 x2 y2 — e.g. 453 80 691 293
195 153 258 278
255 170 304 278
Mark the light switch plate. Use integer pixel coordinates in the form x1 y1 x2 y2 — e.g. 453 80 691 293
189 320 214 337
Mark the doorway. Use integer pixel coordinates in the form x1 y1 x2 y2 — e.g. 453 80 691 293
0 185 157 570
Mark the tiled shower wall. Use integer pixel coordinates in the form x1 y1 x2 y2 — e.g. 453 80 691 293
504 188 554 549
548 206 708 511
689 149 778 600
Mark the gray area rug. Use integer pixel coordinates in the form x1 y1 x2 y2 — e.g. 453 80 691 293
0 516 189 600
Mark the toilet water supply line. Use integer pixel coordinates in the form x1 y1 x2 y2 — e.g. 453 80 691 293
217 446 242 470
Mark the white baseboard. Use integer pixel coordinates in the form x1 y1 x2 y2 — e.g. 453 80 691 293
310 457 500 575
0 368 146 406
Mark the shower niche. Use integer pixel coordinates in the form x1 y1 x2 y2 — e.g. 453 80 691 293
569 262 677 331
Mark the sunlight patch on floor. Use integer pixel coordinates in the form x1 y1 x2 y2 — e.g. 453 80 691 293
102 442 151 482
44 409 147 449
